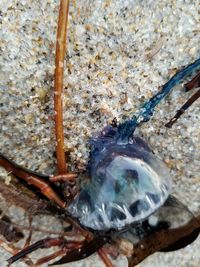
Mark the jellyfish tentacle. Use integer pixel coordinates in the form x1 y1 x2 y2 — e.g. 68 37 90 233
137 58 200 124
117 57 200 141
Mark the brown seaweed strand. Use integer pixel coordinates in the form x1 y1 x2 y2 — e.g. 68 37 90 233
98 248 115 267
165 89 200 128
54 0 70 174
128 215 200 266
185 71 200 91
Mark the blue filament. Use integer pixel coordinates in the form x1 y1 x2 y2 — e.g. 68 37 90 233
117 57 200 142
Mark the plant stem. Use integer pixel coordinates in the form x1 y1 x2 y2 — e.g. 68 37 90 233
54 0 70 174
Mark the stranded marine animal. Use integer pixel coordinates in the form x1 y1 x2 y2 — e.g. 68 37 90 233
0 0 200 266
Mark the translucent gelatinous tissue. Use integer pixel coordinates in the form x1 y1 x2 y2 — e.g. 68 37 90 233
67 57 200 231
68 136 171 231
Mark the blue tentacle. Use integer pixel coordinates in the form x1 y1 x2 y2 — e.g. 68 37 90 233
117 57 200 142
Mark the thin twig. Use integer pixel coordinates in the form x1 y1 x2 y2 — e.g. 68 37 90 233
165 89 200 128
0 238 34 267
54 0 70 174
98 248 115 267
12 223 82 238
185 71 200 91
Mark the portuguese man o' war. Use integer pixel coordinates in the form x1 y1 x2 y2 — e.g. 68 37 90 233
68 57 200 231
2 0 200 265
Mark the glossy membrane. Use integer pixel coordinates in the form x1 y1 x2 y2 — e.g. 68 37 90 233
68 137 171 231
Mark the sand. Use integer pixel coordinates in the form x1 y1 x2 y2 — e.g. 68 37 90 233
0 0 199 266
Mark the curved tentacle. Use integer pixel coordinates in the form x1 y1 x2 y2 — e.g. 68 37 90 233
117 57 200 141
